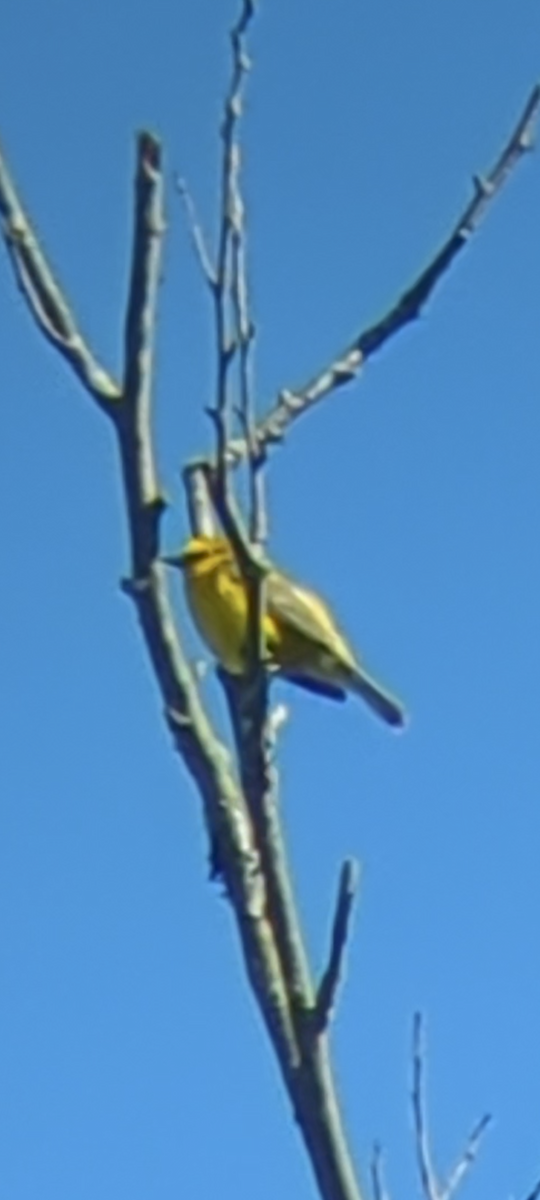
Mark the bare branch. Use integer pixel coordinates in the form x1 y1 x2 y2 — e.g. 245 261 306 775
115 131 303 1081
226 22 268 684
209 0 268 602
204 0 269 676
0 113 302 1100
229 137 266 546
0 137 121 409
412 1013 491 1200
212 2 255 486
119 131 168 571
225 7 266 545
1 98 366 1197
219 665 363 1200
225 82 540 464
175 174 217 288
412 1013 440 1200
370 1144 390 1200
207 6 316 1155
442 1114 492 1200
315 860 360 1033
218 667 313 1009
179 15 365 1193
182 462 219 537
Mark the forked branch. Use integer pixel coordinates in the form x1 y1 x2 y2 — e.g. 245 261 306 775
412 1013 491 1200
0 138 120 408
0 119 303 1175
195 8 364 1198
225 82 540 464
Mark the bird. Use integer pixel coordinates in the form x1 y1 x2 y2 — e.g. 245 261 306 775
162 535 406 728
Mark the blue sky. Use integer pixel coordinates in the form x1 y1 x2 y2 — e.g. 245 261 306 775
1 2 539 1198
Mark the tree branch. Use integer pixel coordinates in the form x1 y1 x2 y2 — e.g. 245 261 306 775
0 118 301 1146
0 104 364 1200
224 82 540 465
118 130 168 572
175 174 217 289
315 860 360 1034
0 137 121 409
370 1143 390 1200
412 1013 491 1200
202 0 269 681
182 462 220 538
206 11 365 1195
115 132 305 1084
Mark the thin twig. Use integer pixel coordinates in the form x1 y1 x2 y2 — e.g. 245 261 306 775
226 23 268 675
226 10 265 544
187 0 266 591
212 2 255 501
207 1 266 586
229 137 266 546
441 1113 492 1200
224 82 540 465
412 1013 491 1200
0 138 120 409
202 0 268 670
315 860 360 1033
175 175 217 288
412 1013 440 1200
370 1143 390 1200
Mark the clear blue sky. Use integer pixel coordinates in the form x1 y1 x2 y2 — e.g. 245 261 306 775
1 2 539 1198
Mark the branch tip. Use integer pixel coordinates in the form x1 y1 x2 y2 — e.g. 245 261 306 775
138 130 162 172
314 857 360 1033
412 1013 491 1200
175 173 217 287
0 140 120 407
371 1142 390 1200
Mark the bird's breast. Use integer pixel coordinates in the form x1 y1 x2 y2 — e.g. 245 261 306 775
184 566 248 672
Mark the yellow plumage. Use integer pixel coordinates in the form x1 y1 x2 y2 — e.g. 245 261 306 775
163 536 406 728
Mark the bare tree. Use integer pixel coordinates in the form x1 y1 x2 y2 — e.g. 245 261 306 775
1 4 538 1199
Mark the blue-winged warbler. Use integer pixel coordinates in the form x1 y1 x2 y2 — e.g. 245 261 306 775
163 536 406 728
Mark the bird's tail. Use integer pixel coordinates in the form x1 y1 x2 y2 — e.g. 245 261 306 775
348 666 407 729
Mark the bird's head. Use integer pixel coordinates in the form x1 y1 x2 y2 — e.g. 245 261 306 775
161 535 231 573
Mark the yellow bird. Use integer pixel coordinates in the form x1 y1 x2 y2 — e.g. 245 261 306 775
163 535 406 728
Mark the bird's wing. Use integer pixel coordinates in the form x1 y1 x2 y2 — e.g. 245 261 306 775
266 570 356 666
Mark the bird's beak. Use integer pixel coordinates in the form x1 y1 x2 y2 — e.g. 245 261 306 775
160 552 186 569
